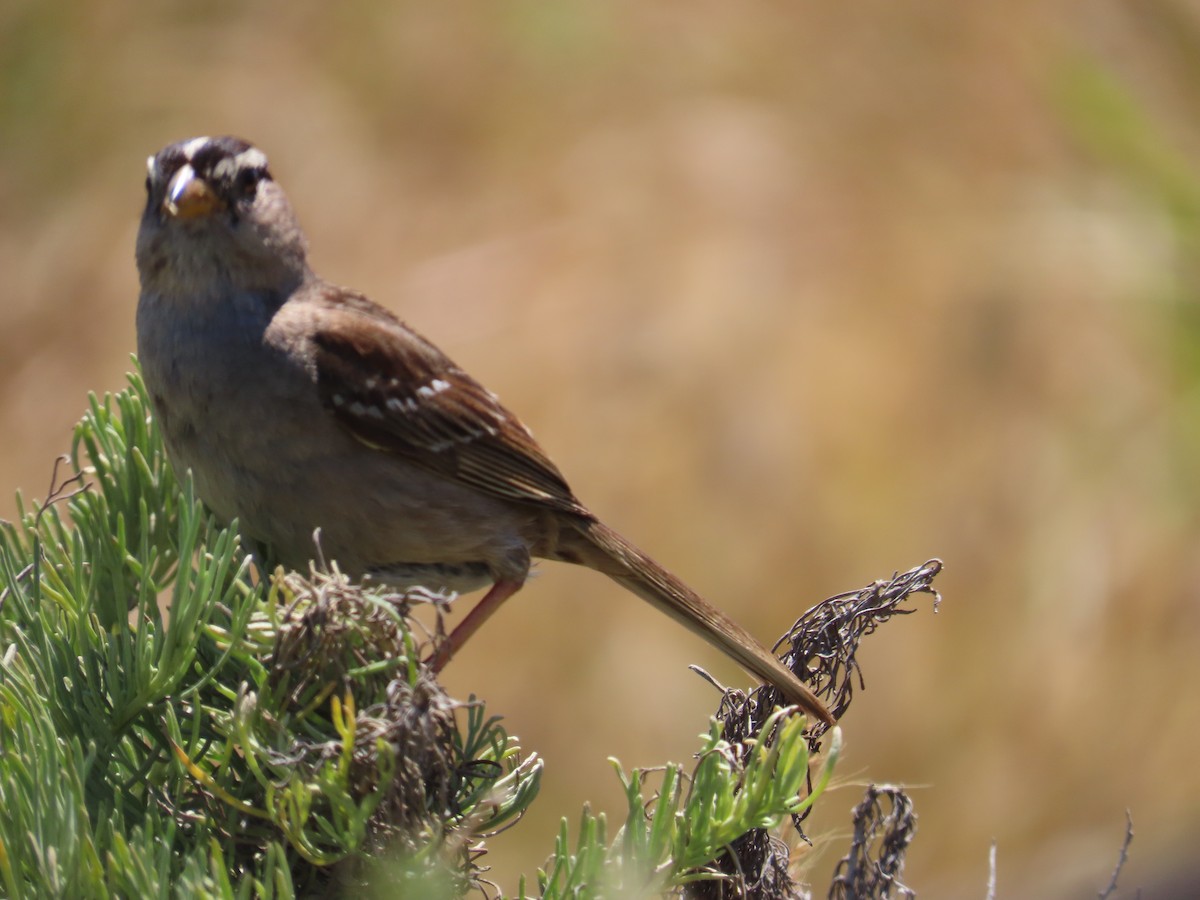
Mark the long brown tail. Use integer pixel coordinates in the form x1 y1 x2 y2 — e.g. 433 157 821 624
571 519 835 726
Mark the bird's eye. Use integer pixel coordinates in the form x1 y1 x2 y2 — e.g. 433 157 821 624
236 168 261 198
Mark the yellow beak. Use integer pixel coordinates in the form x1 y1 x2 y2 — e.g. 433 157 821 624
164 165 223 219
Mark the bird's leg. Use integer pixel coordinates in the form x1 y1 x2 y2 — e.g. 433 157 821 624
427 578 525 673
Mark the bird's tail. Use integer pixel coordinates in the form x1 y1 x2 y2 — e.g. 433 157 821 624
572 518 834 727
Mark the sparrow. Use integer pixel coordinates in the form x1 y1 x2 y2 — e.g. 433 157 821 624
135 135 833 726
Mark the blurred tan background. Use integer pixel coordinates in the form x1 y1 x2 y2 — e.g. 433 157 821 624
3 1 1199 895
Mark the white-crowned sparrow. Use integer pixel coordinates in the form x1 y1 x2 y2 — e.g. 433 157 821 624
135 135 833 726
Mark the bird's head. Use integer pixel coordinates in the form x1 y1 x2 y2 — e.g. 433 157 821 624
137 136 310 297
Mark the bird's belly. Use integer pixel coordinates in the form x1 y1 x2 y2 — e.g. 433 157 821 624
169 412 532 589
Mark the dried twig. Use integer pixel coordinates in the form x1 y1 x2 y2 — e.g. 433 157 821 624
828 784 917 900
1097 810 1134 900
4 455 90 612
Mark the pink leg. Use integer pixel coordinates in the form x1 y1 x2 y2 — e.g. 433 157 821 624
427 578 525 673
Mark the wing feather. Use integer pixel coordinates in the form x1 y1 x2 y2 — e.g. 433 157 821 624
307 289 587 516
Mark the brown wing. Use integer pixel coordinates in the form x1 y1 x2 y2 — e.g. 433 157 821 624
308 288 588 516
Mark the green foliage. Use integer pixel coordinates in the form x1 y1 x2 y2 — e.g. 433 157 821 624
0 371 834 898
0 372 540 898
525 711 839 899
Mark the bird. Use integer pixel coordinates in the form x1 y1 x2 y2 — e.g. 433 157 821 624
135 135 834 726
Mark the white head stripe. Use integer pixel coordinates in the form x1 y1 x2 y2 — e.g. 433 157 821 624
212 147 269 180
182 136 211 159
235 147 268 170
